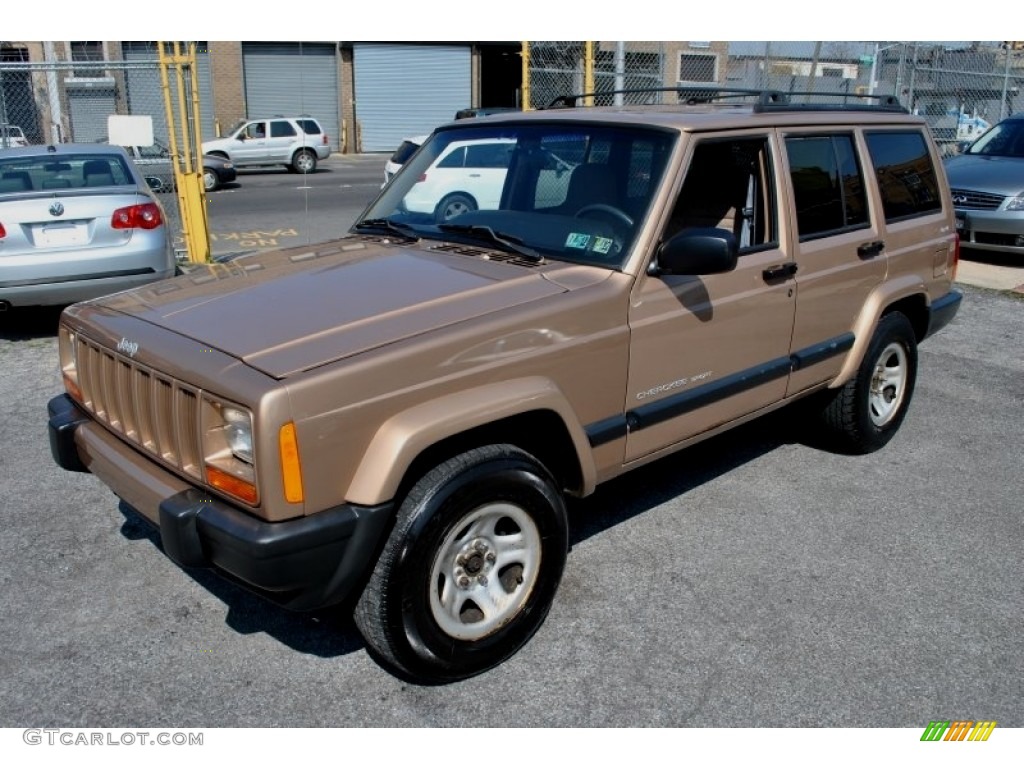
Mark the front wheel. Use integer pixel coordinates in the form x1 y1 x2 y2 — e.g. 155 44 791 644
291 149 317 174
202 169 219 192
354 444 568 683
817 311 918 454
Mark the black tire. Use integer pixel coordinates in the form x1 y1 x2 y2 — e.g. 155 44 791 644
202 168 219 192
353 444 568 683
434 192 476 223
818 312 918 454
291 149 317 174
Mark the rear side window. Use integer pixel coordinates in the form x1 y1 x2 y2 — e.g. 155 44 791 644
464 143 513 169
785 134 868 240
295 119 321 135
390 140 421 165
864 131 942 221
271 120 297 138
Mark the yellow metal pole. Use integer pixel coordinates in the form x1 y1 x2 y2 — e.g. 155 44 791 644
521 42 531 111
157 41 210 264
584 42 595 106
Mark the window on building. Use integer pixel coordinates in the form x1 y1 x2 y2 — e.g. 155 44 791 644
70 42 105 78
679 53 717 82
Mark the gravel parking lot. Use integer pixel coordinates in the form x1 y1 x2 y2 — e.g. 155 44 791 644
0 283 1021 728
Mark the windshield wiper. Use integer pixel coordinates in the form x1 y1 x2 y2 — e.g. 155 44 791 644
438 223 544 263
353 217 420 241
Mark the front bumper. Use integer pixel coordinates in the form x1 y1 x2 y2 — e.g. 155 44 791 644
48 393 392 611
955 207 1024 255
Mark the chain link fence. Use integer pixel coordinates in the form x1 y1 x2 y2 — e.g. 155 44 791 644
525 41 1024 154
1 55 188 253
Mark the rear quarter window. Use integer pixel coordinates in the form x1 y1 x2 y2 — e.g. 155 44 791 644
864 130 943 221
295 119 321 135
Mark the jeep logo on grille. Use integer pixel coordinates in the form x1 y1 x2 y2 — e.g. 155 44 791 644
116 338 139 358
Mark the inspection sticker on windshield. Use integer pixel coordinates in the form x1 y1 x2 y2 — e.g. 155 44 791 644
565 232 591 250
592 236 614 254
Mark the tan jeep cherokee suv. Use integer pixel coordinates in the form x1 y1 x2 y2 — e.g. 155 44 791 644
48 89 962 682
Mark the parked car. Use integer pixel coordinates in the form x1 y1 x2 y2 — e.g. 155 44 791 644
202 116 330 174
0 144 175 309
399 137 575 221
1 125 28 148
944 111 1024 257
382 134 427 187
48 89 961 683
111 139 237 193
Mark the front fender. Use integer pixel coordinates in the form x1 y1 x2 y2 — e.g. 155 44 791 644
345 376 596 506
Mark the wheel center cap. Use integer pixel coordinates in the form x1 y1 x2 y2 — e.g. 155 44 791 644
464 553 484 575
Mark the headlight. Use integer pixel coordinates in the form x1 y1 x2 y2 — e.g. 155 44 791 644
201 399 257 505
1005 195 1024 211
221 406 253 464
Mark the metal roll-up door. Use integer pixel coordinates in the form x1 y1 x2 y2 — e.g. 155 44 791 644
68 87 117 143
123 42 214 147
354 44 471 152
242 43 339 151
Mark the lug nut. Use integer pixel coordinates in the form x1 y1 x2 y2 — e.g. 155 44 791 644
478 575 488 586
458 575 470 588
485 551 496 563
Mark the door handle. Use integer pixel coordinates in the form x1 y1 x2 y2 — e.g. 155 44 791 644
762 263 798 282
858 240 885 258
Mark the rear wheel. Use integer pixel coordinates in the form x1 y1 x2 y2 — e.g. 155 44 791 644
818 312 918 453
434 192 476 223
291 149 317 174
354 444 568 683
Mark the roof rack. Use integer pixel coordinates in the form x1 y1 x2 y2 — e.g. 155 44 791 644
545 86 907 114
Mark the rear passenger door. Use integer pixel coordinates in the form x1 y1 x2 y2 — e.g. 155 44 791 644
782 130 887 395
267 119 298 163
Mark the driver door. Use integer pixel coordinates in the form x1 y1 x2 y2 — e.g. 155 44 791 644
625 132 797 462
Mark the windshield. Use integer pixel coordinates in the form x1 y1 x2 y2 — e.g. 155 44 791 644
358 122 676 268
966 119 1024 157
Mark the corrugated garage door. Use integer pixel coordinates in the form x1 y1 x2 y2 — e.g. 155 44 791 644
354 44 471 152
123 42 215 147
242 43 339 151
68 87 117 143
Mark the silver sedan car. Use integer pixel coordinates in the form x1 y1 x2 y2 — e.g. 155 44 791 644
0 144 175 308
944 112 1024 257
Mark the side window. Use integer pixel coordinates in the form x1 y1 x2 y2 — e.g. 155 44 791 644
436 146 466 169
785 134 868 239
243 122 266 140
464 143 512 169
864 131 942 221
667 136 777 251
295 119 321 135
270 120 297 138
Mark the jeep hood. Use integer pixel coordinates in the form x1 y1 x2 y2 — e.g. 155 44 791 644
95 238 603 378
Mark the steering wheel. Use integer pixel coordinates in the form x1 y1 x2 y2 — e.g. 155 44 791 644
575 203 634 229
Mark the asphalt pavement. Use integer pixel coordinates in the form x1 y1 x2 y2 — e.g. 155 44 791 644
0 280 1020 727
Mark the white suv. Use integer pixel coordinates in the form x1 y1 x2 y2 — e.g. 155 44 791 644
202 116 330 173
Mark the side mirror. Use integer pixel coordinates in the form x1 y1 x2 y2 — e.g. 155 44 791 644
651 227 738 276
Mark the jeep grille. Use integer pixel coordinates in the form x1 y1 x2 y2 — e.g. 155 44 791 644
73 334 202 479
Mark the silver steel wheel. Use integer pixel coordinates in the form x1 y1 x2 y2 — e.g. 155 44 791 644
868 341 908 427
428 502 542 641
